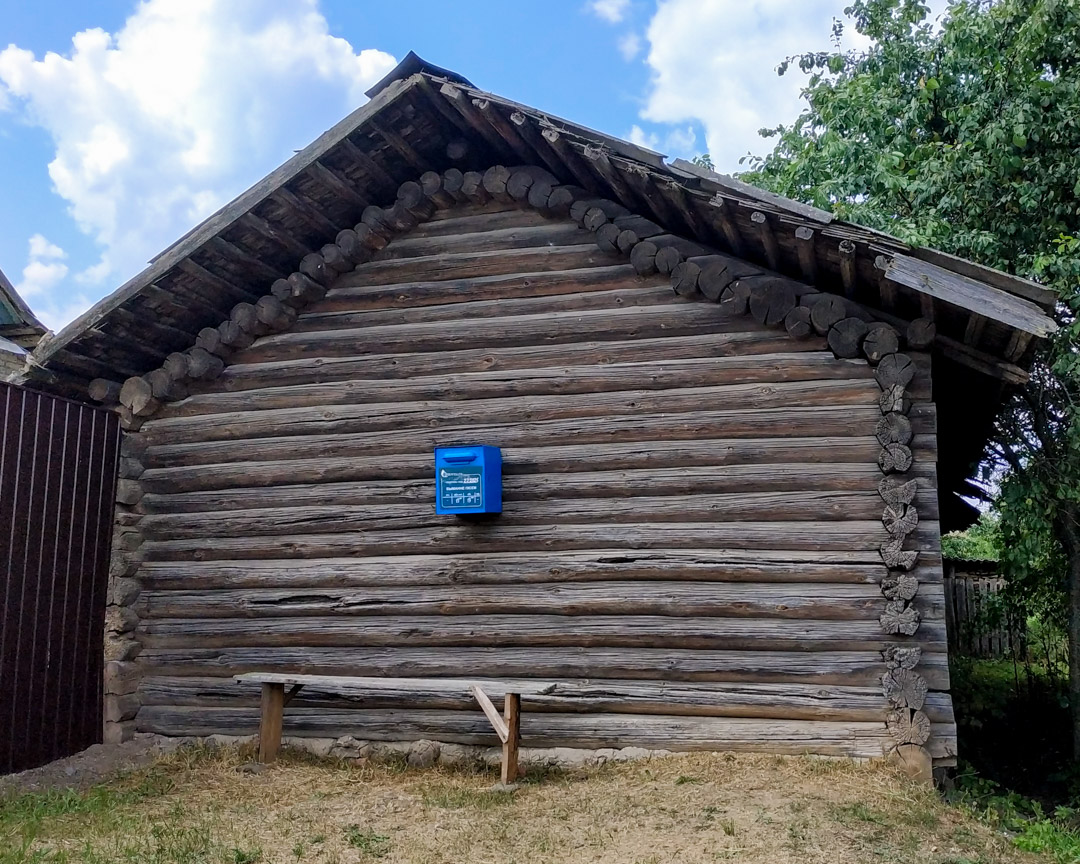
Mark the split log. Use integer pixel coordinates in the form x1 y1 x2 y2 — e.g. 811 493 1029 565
875 354 916 390
748 278 797 327
583 207 610 233
671 261 702 297
459 171 490 205
784 306 813 340
271 278 303 311
482 165 512 201
883 646 922 670
88 378 122 405
862 325 900 364
616 229 639 255
655 246 683 275
217 319 254 351
810 295 846 335
506 168 537 202
698 257 734 302
286 272 327 305
882 668 928 710
878 384 912 415
393 181 431 222
145 368 187 402
879 601 921 636
545 186 577 217
595 223 622 255
890 743 933 784
570 198 628 225
878 478 918 506
882 574 920 602
441 168 467 203
255 295 297 333
420 171 454 208
230 302 267 337
882 503 919 536
360 205 394 238
886 708 931 745
630 241 658 276
196 327 233 358
906 318 936 350
528 179 556 212
718 282 751 317
320 243 351 275
878 444 913 474
880 539 920 571
299 253 332 287
875 413 914 446
352 222 387 252
383 201 418 232
162 352 191 381
333 229 368 266
185 347 224 381
827 317 869 359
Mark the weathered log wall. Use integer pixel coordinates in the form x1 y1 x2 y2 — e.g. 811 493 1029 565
117 200 955 761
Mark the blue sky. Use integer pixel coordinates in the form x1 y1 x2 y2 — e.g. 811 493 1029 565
0 0 888 331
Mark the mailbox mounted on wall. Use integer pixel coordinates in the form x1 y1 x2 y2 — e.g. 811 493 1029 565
435 446 503 515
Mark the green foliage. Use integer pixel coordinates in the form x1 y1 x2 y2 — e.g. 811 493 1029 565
343 825 391 858
950 768 1080 864
742 0 1080 752
691 153 714 170
942 513 1002 561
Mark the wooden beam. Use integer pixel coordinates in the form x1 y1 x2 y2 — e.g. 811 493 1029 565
337 136 401 192
1005 330 1033 362
238 213 314 262
502 693 521 785
272 187 341 238
258 682 284 763
883 252 1056 337
206 236 286 284
472 99 535 165
839 239 858 298
309 160 369 210
176 258 261 304
707 195 746 257
963 313 987 346
661 179 708 238
794 226 817 283
538 124 602 193
751 211 781 271
368 118 429 173
509 111 569 177
437 82 511 159
471 684 510 743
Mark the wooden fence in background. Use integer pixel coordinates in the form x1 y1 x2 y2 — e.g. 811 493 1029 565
943 571 1021 659
1 381 120 774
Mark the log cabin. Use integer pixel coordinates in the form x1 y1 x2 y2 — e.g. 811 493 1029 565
0 267 46 380
13 54 1058 771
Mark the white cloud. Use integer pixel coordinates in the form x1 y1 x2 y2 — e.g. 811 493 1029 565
0 0 396 329
589 0 631 24
617 32 642 61
627 123 697 158
639 0 947 173
13 234 85 330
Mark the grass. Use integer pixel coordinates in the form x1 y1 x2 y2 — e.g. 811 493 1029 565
0 744 1053 864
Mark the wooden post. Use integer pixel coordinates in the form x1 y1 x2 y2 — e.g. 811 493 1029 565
502 693 521 785
259 682 285 763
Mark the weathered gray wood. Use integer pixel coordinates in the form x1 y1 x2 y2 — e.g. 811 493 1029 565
142 521 943 562
136 551 944 592
145 405 930 468
134 705 953 759
144 675 955 724
882 668 928 710
810 295 847 335
160 352 869 418
145 380 881 446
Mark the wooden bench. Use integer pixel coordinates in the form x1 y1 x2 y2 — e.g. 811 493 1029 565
234 673 555 784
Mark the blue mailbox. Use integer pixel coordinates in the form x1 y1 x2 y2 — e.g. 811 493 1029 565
435 446 502 515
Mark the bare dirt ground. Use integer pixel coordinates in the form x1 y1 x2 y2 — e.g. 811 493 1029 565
2 743 1044 864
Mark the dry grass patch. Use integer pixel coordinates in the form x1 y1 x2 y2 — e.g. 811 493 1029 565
1 744 1046 864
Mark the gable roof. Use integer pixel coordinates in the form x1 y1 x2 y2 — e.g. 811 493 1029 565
20 53 1059 528
0 266 46 351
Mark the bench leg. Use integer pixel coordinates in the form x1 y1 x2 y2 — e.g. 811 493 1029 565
258 682 285 763
501 693 520 785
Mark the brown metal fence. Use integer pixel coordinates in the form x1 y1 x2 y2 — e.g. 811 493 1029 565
1 381 119 774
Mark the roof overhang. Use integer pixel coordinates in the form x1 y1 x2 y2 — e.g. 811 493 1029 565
22 53 1058 530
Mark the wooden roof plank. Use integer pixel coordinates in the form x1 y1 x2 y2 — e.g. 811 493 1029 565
883 253 1056 338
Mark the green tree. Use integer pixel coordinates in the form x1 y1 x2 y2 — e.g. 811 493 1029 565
741 0 1080 755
